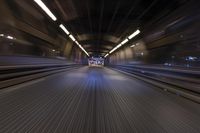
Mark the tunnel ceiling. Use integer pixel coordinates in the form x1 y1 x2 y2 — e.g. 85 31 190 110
43 0 186 56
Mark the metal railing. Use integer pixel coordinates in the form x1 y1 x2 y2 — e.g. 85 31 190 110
110 64 200 103
0 63 81 89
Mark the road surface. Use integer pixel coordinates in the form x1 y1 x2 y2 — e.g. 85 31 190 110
0 67 200 133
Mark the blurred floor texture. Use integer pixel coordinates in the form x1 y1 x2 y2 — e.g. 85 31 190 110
0 67 200 133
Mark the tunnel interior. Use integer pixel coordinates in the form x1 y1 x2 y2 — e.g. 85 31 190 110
0 0 199 67
0 0 200 133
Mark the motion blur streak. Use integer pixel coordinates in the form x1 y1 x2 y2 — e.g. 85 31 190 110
0 0 200 133
0 67 200 133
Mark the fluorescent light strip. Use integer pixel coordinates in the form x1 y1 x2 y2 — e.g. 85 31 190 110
81 47 89 56
104 53 109 58
109 48 116 54
75 41 79 45
7 36 14 40
75 41 89 56
105 29 141 58
116 43 122 48
34 1 89 56
0 34 15 40
109 43 121 54
69 35 76 42
34 0 57 21
128 29 140 39
59 24 70 35
130 44 135 47
121 38 128 45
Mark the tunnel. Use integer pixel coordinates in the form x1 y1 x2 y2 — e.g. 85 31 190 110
0 0 200 132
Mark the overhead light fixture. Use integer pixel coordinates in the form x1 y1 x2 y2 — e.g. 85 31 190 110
59 24 70 35
109 43 122 54
69 35 76 42
121 38 128 45
105 29 141 58
109 49 114 54
109 47 116 54
59 25 89 56
116 43 122 48
76 43 89 56
0 34 4 37
104 53 109 58
81 47 89 56
130 44 135 47
34 0 57 21
80 47 89 56
128 29 140 39
75 41 81 48
68 38 89 56
130 42 139 47
6 35 14 40
84 51 89 56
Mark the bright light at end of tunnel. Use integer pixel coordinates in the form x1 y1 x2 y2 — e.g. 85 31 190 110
128 29 140 39
34 0 57 21
59 24 70 35
69 35 76 42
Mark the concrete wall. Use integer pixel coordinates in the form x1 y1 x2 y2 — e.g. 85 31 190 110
108 0 200 67
0 0 87 63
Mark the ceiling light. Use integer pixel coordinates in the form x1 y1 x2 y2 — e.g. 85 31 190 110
0 34 4 37
82 49 89 56
116 43 122 48
75 41 80 46
108 42 123 54
7 36 14 40
69 35 76 42
105 29 141 57
109 50 113 54
128 29 140 39
104 53 109 58
59 24 70 35
121 39 128 45
78 45 89 56
130 44 135 47
34 0 57 21
109 47 116 54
